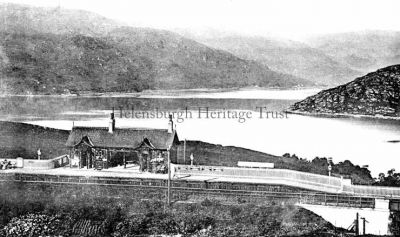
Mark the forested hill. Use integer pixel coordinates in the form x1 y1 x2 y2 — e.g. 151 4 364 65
0 3 313 95
188 34 361 86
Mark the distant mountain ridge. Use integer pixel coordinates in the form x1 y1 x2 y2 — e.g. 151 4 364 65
307 31 400 73
290 64 400 117
0 3 313 95
176 32 363 86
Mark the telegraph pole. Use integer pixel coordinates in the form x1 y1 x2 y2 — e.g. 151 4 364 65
355 212 359 236
167 145 171 206
328 157 332 177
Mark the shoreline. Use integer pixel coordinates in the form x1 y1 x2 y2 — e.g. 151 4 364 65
286 110 400 121
0 86 325 98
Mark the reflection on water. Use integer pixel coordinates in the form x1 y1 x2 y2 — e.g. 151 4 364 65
1 89 399 176
137 88 321 99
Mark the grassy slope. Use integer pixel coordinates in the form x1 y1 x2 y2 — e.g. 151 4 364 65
179 140 374 185
179 140 302 167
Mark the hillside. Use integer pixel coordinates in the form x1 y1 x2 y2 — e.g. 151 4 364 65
289 64 400 117
0 3 313 94
0 3 118 36
307 31 400 73
178 33 362 86
178 140 373 184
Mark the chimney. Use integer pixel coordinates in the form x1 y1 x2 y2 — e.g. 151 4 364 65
109 108 115 133
168 114 174 133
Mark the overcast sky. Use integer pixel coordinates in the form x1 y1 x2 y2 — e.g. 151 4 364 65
1 0 400 40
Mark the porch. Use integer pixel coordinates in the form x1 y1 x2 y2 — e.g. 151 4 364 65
69 145 169 173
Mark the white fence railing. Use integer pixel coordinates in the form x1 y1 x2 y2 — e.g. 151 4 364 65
343 184 400 198
173 164 400 198
1 155 69 170
172 164 346 193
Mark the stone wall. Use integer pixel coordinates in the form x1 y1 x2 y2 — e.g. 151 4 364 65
0 172 376 208
0 172 319 207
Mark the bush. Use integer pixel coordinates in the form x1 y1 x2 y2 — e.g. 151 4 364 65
201 198 220 207
103 206 124 234
113 214 147 236
175 214 215 236
112 203 216 237
229 206 242 219
2 214 62 237
147 213 178 235
206 223 254 237
0 200 45 227
257 219 282 236
201 198 213 207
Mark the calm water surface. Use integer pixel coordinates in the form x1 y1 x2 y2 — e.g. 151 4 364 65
1 88 399 176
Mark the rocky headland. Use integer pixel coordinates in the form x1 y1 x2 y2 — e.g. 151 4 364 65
290 64 400 117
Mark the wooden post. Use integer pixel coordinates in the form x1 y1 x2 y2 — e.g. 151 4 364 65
123 152 126 169
355 212 359 236
149 150 153 172
146 150 151 172
79 150 82 169
139 152 143 172
106 150 110 169
183 139 186 164
70 148 73 168
336 194 339 206
361 217 366 235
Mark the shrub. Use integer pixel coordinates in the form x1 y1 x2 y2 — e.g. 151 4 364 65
201 198 213 207
103 206 125 234
113 214 147 236
237 197 247 204
229 206 242 219
257 218 282 236
201 198 220 207
0 200 45 227
175 214 215 236
2 214 62 237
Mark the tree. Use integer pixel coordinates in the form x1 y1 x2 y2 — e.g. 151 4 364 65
375 169 400 186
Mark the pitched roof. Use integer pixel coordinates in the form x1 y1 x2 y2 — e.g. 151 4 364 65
65 126 178 150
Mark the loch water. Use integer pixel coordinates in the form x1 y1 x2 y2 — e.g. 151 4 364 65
1 88 399 176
